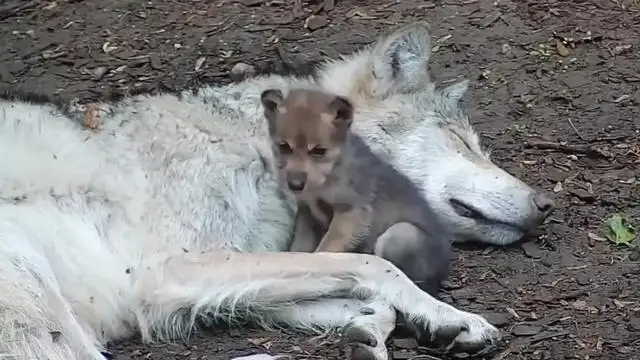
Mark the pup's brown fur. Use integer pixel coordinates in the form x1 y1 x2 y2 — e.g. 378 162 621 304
260 88 452 297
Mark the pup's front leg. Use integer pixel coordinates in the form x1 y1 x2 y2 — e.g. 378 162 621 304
315 204 372 252
289 203 320 252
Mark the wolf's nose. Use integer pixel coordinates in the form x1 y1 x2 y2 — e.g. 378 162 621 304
532 192 554 215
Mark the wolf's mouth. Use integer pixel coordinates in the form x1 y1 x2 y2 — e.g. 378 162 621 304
449 198 526 233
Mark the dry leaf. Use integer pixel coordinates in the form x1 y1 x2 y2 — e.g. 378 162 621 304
84 104 100 130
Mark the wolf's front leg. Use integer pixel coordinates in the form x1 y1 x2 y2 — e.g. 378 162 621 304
314 205 372 252
132 251 500 355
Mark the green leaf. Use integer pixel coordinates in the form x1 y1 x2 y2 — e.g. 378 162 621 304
604 214 636 246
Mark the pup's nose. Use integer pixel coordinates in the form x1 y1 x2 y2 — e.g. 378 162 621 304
287 173 307 192
532 192 554 215
287 179 305 192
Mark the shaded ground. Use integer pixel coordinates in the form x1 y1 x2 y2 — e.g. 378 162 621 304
1 0 639 359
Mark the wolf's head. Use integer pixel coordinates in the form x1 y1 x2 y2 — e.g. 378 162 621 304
315 22 555 246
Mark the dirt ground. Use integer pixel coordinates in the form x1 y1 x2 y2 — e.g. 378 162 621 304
1 0 639 359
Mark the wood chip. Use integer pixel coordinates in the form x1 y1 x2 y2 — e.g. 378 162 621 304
555 39 570 56
512 324 542 336
194 56 206 71
520 242 542 259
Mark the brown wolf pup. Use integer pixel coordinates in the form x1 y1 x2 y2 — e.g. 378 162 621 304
260 88 452 297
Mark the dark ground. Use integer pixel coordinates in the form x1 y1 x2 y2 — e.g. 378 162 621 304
1 0 639 359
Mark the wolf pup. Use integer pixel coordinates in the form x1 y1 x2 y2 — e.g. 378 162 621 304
260 88 452 296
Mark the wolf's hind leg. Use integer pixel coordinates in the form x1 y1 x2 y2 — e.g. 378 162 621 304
374 222 452 297
0 229 104 360
373 222 453 344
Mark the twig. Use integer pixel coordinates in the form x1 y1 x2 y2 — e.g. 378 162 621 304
554 289 588 301
494 331 570 360
0 0 39 21
524 140 612 159
567 118 585 140
409 355 443 360
528 330 570 343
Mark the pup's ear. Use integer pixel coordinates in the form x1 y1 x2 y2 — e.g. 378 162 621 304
260 89 284 124
328 95 354 133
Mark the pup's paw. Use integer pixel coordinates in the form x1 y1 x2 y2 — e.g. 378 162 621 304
429 311 502 354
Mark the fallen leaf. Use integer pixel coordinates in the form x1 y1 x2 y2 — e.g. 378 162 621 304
84 104 100 130
604 214 636 246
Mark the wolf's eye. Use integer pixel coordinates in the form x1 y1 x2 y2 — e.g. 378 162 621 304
278 142 292 154
309 146 327 157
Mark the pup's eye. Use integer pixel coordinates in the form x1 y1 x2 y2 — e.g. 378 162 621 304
278 142 292 154
309 146 327 157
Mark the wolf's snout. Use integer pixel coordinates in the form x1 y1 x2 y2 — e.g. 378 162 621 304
531 192 554 216
286 172 307 192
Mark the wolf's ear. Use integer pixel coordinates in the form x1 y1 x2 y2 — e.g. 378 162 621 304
260 89 284 124
370 22 432 96
328 95 354 133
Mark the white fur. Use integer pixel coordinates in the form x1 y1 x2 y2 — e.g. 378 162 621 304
0 23 549 360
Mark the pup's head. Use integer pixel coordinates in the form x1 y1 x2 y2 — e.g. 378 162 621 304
260 88 354 195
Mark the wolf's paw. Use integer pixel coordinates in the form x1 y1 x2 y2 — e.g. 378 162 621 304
341 323 388 360
428 311 502 355
340 307 393 360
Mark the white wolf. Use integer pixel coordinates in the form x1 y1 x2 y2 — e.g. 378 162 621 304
0 22 553 360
